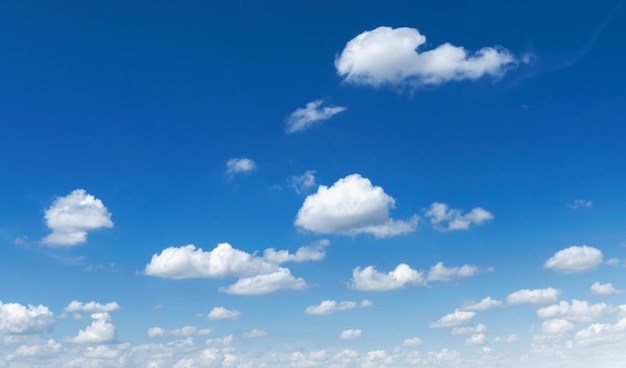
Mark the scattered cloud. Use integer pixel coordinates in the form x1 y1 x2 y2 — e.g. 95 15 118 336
607 258 621 266
451 324 487 336
465 333 487 345
402 337 423 347
41 189 113 246
263 239 329 264
225 158 256 175
63 300 120 314
305 299 372 315
424 202 493 231
541 318 575 334
567 199 593 209
243 329 267 338
349 263 425 291
219 268 307 295
493 334 519 344
286 100 346 134
536 299 613 322
207 307 240 320
460 297 504 311
335 26 521 89
544 245 603 273
147 326 212 338
292 170 317 194
340 329 362 339
427 262 478 282
0 301 55 334
294 174 418 238
429 310 476 328
506 288 561 305
591 282 625 296
70 312 116 344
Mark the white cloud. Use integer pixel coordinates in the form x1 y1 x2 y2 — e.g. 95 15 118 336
429 310 475 328
541 318 575 334
451 324 487 336
219 268 307 295
536 300 613 322
591 282 625 296
506 288 561 305
263 239 329 264
427 262 479 281
147 326 212 338
225 158 256 175
243 329 267 338
349 263 425 291
335 26 519 88
12 339 62 358
305 299 372 315
292 170 317 194
205 334 237 347
0 301 55 334
460 297 504 311
465 333 487 345
207 307 240 320
424 202 493 231
402 337 423 347
286 100 346 134
70 312 116 344
567 199 593 209
607 258 620 266
340 329 362 339
41 189 113 246
63 300 120 313
295 174 417 237
493 334 519 344
544 245 603 273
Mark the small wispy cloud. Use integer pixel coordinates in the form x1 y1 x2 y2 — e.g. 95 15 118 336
226 158 256 175
285 100 346 134
566 199 592 209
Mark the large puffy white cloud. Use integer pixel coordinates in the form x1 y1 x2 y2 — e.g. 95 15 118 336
285 100 347 134
70 312 116 344
536 300 613 323
207 307 240 320
429 310 476 328
506 288 561 305
63 300 120 313
0 301 55 334
263 239 329 264
305 299 372 315
335 26 520 88
544 245 603 273
41 189 113 246
349 263 425 291
294 174 418 237
427 262 478 281
219 268 307 295
591 282 625 296
424 202 493 231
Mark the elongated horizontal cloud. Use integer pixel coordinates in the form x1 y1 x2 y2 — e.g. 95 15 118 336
424 202 493 231
336 26 520 88
207 307 240 320
429 310 476 328
536 300 613 323
63 300 120 313
286 100 346 134
41 189 113 246
349 263 425 291
263 239 330 264
340 329 362 339
71 312 116 344
147 326 212 338
243 329 267 338
295 174 418 238
591 282 625 296
219 268 307 295
427 262 478 281
0 301 55 334
305 299 372 315
451 323 487 336
544 245 603 273
460 297 504 311
506 288 561 305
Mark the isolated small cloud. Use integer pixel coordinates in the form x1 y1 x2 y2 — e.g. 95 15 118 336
544 245 603 273
340 329 362 340
427 262 478 282
451 324 487 336
263 239 329 264
460 297 504 312
70 312 116 344
402 337 423 347
591 282 625 296
63 301 120 314
465 333 487 345
226 158 256 175
336 26 520 88
305 299 372 315
567 199 593 209
607 258 620 266
295 174 418 238
292 170 317 194
207 307 240 320
219 268 307 295
0 301 55 334
349 263 425 291
147 326 212 338
424 202 493 231
493 334 519 344
286 100 346 134
429 310 476 328
506 288 561 305
41 189 113 246
243 329 267 338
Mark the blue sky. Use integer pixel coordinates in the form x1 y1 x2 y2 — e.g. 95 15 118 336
1 0 626 366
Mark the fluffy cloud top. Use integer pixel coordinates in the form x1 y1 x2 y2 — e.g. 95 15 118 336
544 245 603 273
349 263 425 291
41 189 113 246
541 318 575 334
286 100 346 134
506 288 561 305
147 326 212 338
335 26 519 88
71 312 116 344
263 239 329 264
429 310 476 328
340 329 362 339
536 300 612 323
591 282 625 296
63 300 120 313
225 158 256 175
424 202 493 231
207 307 240 320
427 262 478 282
305 299 372 315
294 174 418 238
219 268 307 295
0 301 55 334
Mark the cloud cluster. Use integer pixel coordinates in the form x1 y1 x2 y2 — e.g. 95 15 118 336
286 100 346 134
424 202 493 231
0 301 55 334
41 189 113 246
335 26 520 88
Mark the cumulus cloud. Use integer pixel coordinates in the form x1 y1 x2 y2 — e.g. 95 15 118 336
349 263 425 291
291 170 317 194
506 288 561 305
402 337 423 347
567 199 593 209
451 324 487 336
541 318 575 334
286 100 346 134
340 329 362 339
243 329 267 338
460 297 504 311
424 202 493 231
429 310 476 328
335 26 520 88
465 333 487 345
41 189 113 246
305 299 372 315
427 262 478 281
263 239 330 264
63 300 120 314
294 174 418 238
219 268 307 295
147 326 212 338
70 312 116 344
536 300 613 322
207 307 240 320
591 282 625 296
0 301 55 334
225 158 256 175
12 339 62 358
544 245 603 273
